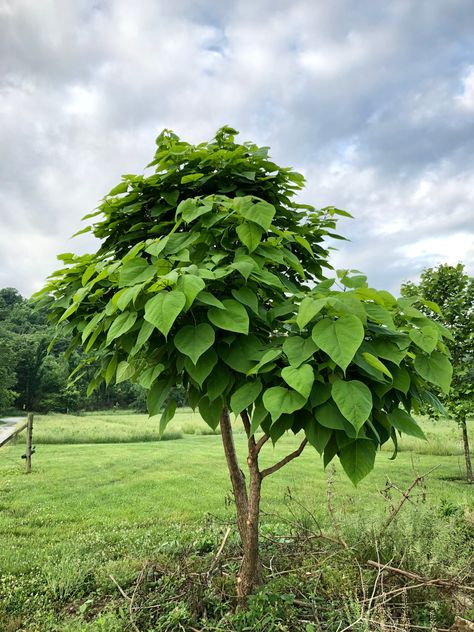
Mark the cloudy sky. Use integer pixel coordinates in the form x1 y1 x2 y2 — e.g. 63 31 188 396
1 0 473 297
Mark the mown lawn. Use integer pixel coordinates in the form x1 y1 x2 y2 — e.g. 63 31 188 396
0 411 472 630
0 413 472 569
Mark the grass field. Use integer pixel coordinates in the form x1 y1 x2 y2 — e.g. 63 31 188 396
0 411 473 631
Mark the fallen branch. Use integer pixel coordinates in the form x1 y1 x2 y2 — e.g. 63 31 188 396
206 527 231 579
109 574 140 632
367 560 474 592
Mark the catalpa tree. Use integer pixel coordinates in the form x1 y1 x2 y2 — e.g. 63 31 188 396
37 127 452 603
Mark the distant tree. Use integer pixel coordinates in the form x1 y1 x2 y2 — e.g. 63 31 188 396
0 287 23 319
37 127 452 603
0 326 17 412
401 264 473 483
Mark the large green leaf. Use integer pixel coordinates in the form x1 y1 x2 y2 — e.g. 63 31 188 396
184 348 218 386
178 198 213 223
314 401 348 431
339 439 376 485
236 223 263 252
230 255 257 280
283 336 317 367
296 297 327 330
131 320 155 356
104 354 118 385
147 378 172 416
106 311 137 344
267 414 294 444
198 395 223 430
250 398 269 434
208 299 249 334
310 382 332 407
159 399 176 435
206 364 232 401
364 303 395 328
116 361 134 384
414 351 452 393
409 326 438 354
119 258 156 287
388 408 426 440
370 340 406 365
331 380 372 432
138 363 165 389
144 291 186 337
196 291 225 309
114 285 143 311
176 275 205 310
305 420 332 455
231 287 259 314
281 364 314 399
230 380 262 414
361 352 392 379
262 387 306 422
221 335 261 373
312 315 364 371
247 349 281 375
390 365 410 394
237 198 275 231
174 323 215 364
81 312 105 344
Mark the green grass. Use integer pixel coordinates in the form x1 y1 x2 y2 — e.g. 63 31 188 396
26 410 469 456
0 416 472 568
0 411 472 630
29 409 226 444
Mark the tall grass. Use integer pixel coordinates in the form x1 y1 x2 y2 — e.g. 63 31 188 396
30 409 239 445
380 416 466 456
30 410 468 456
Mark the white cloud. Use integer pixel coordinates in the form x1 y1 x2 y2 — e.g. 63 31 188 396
455 65 474 111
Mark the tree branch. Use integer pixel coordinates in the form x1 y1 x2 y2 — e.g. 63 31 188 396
241 410 252 438
255 434 269 454
261 438 308 479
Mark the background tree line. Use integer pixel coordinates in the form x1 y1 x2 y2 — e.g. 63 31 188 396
0 287 186 414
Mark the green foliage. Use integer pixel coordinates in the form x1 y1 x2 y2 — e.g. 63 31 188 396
401 264 473 424
36 128 452 484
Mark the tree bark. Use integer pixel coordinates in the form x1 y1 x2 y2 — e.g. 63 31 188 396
219 408 308 606
220 408 263 605
460 417 473 484
219 409 249 547
237 414 262 605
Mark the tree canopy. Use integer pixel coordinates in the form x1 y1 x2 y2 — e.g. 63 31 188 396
401 263 473 482
36 127 453 485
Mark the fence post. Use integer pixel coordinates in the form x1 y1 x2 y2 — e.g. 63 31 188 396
25 413 34 474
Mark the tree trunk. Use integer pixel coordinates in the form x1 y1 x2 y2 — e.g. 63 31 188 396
219 409 249 547
219 409 307 606
237 456 262 605
219 408 262 605
460 418 473 484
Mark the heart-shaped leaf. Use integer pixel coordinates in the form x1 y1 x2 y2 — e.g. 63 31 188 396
174 323 215 364
262 386 306 422
331 379 372 432
281 364 314 399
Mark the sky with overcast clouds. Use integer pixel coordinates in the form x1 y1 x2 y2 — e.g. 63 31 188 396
1 0 473 297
